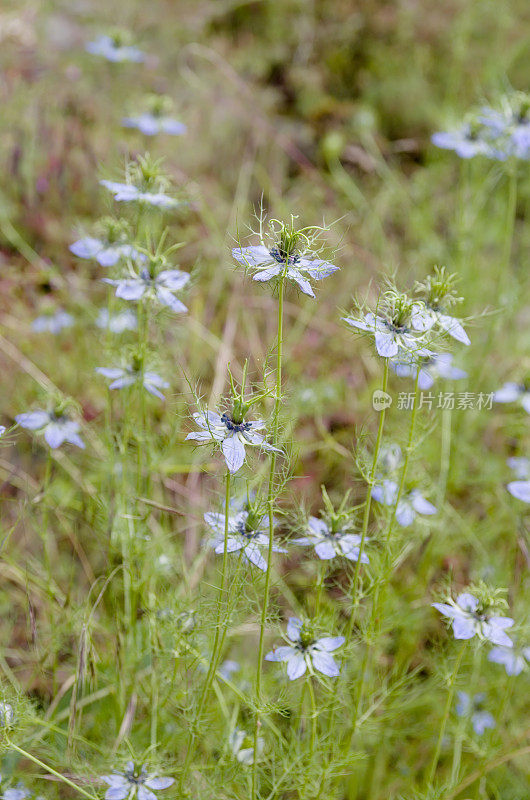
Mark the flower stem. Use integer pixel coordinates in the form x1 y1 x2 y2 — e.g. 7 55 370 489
426 641 467 787
179 469 232 790
251 275 285 800
8 742 97 800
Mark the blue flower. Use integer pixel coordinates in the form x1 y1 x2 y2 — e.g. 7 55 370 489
494 382 530 414
96 309 137 333
70 236 143 268
101 763 173 800
456 692 495 735
1 783 31 800
343 312 432 359
507 456 530 480
122 114 186 136
293 516 368 562
204 508 286 571
96 365 169 400
229 728 264 765
432 592 514 646
232 244 337 298
265 618 345 680
103 268 189 313
100 180 182 209
0 426 6 437
372 481 437 526
219 660 240 680
488 643 530 676
31 310 74 334
507 480 530 504
432 125 501 159
410 302 470 346
15 410 85 449
86 35 145 63
186 410 279 474
390 352 467 390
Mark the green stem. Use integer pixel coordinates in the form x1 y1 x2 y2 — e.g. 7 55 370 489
8 742 97 800
317 360 389 798
179 469 232 790
451 644 480 783
426 641 467 787
307 677 317 761
251 275 285 800
437 405 452 507
345 359 390 645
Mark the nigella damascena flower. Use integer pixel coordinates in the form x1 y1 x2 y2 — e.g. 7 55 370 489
507 456 530 480
15 410 85 449
101 763 173 800
372 481 437 527
31 310 74 334
232 231 338 298
1 783 30 800
343 312 432 359
479 93 530 160
86 34 145 63
103 268 189 314
203 508 286 571
507 480 530 504
96 308 137 333
432 592 514 646
100 180 181 209
488 642 530 676
265 618 345 680
186 410 279 474
96 364 169 400
493 382 530 414
390 352 467 390
123 113 186 136
455 692 495 736
229 729 264 765
431 123 501 160
410 302 470 346
293 516 368 563
219 659 240 680
70 237 142 268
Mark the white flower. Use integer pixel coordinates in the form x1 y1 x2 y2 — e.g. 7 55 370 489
390 352 467 390
488 643 530 676
96 309 137 333
265 618 345 680
122 114 186 136
229 729 264 765
70 236 143 267
456 692 496 735
186 410 279 474
293 516 368 562
96 365 169 400
232 244 337 298
103 268 189 313
372 480 437 526
343 312 432 358
507 480 530 504
494 382 530 414
204 509 286 571
507 456 530 480
32 310 74 334
432 592 514 646
86 35 145 63
410 302 470 345
101 763 173 800
15 410 85 449
100 180 182 209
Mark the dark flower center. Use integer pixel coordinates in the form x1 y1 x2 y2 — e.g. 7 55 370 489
269 248 300 266
221 413 251 433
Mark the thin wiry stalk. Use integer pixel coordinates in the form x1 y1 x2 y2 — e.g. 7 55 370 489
179 469 232 790
251 274 285 800
426 641 467 787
